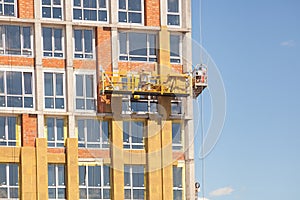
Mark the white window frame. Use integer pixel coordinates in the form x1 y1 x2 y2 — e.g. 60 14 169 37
0 68 35 110
73 0 109 22
122 95 158 114
48 164 66 200
73 28 95 59
171 98 183 116
0 163 19 199
43 70 66 111
170 33 182 64
0 116 19 147
167 0 181 27
42 26 64 58
74 71 96 112
123 121 144 150
78 164 111 200
46 117 66 148
172 121 183 151
0 24 33 56
77 118 110 149
118 0 144 25
173 165 183 200
124 165 145 200
118 31 157 62
0 0 17 17
41 0 64 20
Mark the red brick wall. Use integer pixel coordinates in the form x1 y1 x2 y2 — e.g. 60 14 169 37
0 56 34 66
145 0 160 26
171 64 183 73
73 60 96 69
118 62 156 73
97 27 112 72
18 0 34 19
42 59 65 68
78 149 110 158
22 114 37 147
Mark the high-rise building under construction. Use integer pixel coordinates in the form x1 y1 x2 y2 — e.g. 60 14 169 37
0 0 206 199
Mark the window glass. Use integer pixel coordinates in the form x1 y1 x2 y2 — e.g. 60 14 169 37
74 30 83 52
84 30 92 53
23 27 31 49
76 75 84 97
168 0 179 12
118 0 142 24
85 75 93 97
119 32 157 62
129 33 147 56
44 73 54 96
54 29 62 51
7 117 16 141
42 0 62 19
43 28 52 51
5 26 21 54
173 166 182 187
74 0 108 22
88 166 101 186
170 35 180 57
56 73 63 96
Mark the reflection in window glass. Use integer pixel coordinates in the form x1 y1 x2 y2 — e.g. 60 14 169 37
47 117 65 147
79 165 111 199
118 0 143 24
0 164 19 199
42 0 63 19
77 119 109 148
75 74 95 111
167 0 180 26
0 25 32 56
119 32 157 62
124 165 145 200
73 0 108 22
48 164 66 200
74 29 94 59
0 70 34 108
44 72 65 109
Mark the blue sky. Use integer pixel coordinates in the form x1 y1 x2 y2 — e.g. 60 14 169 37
192 0 300 199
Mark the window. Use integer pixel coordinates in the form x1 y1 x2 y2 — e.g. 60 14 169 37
172 122 183 151
123 121 144 149
173 166 183 200
0 116 19 146
0 70 34 108
0 0 16 17
74 29 94 59
0 164 18 199
124 165 145 200
44 72 65 110
48 164 66 199
79 164 111 199
122 95 157 114
75 74 96 111
118 0 143 24
167 0 181 26
46 117 65 147
170 34 182 64
77 119 109 148
0 25 32 56
42 27 64 58
73 0 108 22
171 99 182 115
42 0 63 19
119 32 157 62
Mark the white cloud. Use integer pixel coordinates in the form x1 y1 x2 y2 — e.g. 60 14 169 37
209 186 234 197
198 197 210 200
280 40 296 47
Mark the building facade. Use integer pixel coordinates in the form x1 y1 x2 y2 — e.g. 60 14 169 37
0 0 196 199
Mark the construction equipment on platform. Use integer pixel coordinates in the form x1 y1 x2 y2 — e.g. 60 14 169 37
192 64 207 98
100 66 207 98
